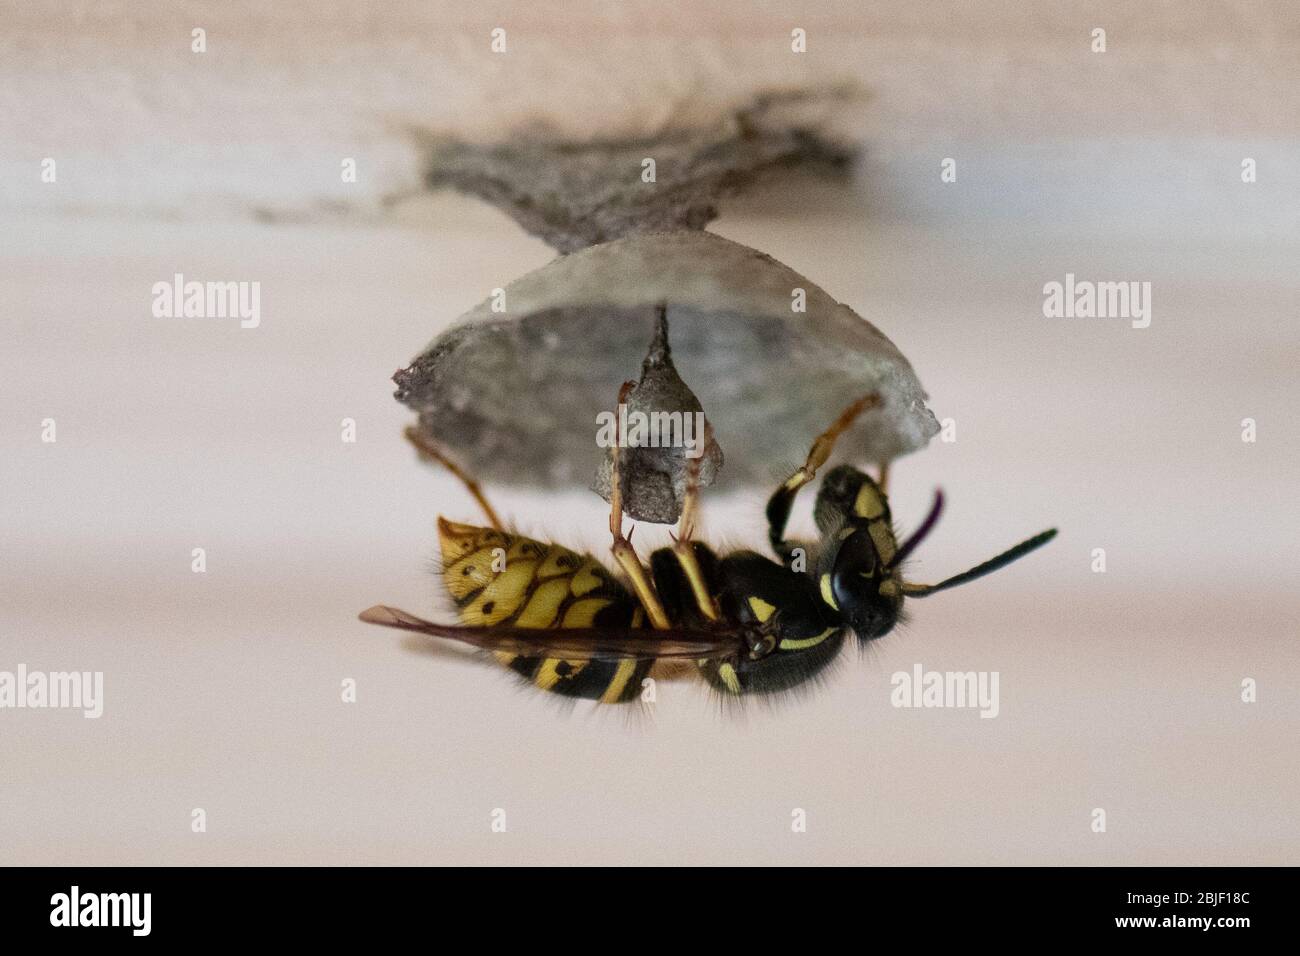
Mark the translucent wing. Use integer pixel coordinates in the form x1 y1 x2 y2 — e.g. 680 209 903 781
359 605 744 662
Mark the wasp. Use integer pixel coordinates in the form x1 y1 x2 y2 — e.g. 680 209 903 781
361 389 1056 703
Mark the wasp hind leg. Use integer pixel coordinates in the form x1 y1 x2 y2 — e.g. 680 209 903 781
670 426 721 622
607 383 672 630
404 426 503 531
766 393 882 563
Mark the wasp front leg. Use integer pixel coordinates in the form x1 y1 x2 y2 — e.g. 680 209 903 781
607 382 672 630
766 393 881 563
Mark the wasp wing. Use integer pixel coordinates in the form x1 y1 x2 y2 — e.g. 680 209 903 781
359 605 744 662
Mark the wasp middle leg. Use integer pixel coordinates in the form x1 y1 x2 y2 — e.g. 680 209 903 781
766 393 882 563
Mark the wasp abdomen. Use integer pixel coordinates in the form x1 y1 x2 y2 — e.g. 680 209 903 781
437 518 651 703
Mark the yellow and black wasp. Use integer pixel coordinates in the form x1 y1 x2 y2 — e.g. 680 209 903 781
361 389 1057 703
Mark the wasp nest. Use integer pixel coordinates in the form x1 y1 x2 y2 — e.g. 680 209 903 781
392 87 939 523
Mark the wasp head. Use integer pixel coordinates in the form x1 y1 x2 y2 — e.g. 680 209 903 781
823 525 904 641
812 466 905 642
813 465 1057 641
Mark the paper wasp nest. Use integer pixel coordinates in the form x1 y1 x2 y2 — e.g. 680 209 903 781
393 89 939 523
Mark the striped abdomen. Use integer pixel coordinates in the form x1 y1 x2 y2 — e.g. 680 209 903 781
436 518 652 703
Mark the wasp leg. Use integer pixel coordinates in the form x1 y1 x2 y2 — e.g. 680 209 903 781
766 393 881 562
671 425 721 622
607 383 672 630
404 426 503 532
878 460 891 495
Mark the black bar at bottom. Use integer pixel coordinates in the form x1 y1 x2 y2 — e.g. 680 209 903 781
0 866 1276 942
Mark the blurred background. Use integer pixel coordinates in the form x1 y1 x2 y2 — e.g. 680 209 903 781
1 1 1297 864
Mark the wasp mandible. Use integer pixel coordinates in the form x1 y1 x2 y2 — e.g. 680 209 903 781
361 389 1056 703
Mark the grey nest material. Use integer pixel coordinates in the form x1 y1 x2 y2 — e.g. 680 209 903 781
392 232 939 523
590 308 724 524
415 88 860 254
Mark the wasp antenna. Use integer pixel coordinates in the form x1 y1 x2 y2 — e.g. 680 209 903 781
889 488 945 568
900 528 1058 597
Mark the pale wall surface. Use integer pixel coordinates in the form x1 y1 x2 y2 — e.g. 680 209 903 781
2 1 1297 864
